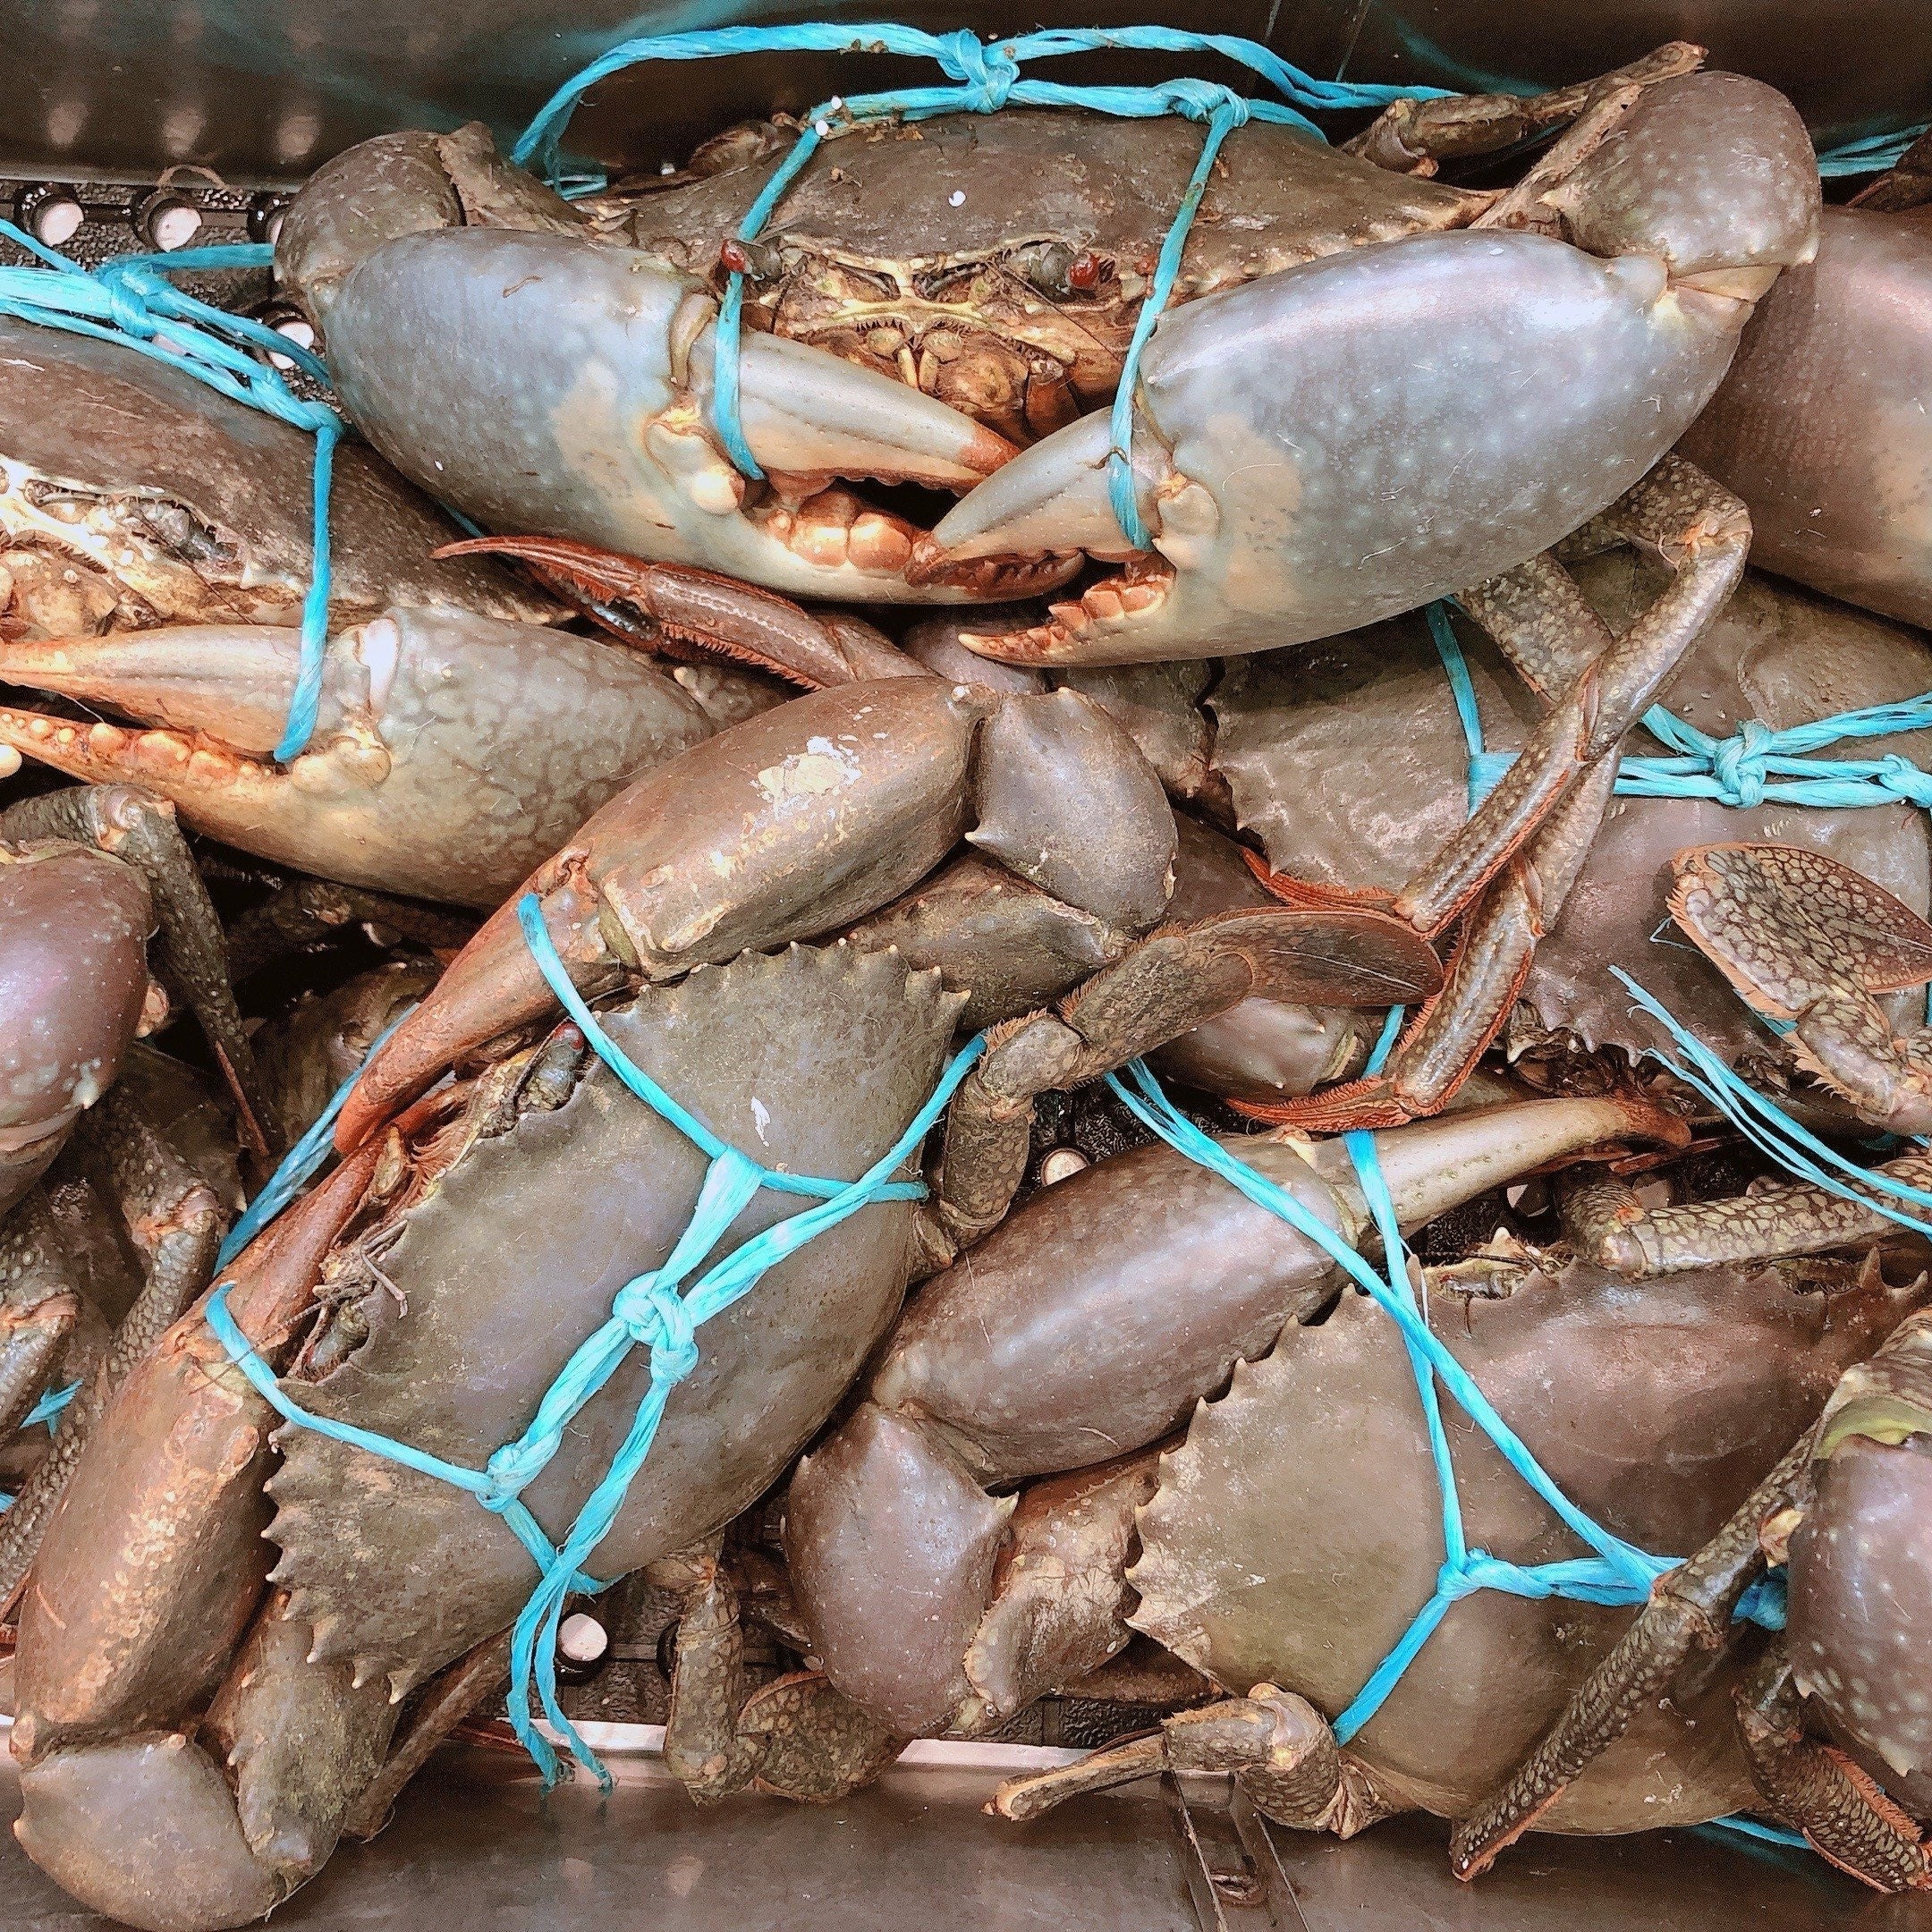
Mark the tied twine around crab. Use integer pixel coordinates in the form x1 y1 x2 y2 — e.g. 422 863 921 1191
203 894 985 1788
1109 1051 1803 1852
512 21 1457 549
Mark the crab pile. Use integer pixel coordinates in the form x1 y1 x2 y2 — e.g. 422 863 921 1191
4 43 1932 1932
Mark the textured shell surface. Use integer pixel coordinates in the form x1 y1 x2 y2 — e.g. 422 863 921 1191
265 942 961 1696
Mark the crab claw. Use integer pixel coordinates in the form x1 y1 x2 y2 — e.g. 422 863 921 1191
0 611 715 908
927 234 1734 665
433 536 923 688
335 677 992 1148
929 76 1818 666
323 229 1079 606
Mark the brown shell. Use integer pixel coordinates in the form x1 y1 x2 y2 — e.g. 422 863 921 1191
1211 554 1932 1065
1131 1259 1923 1828
265 942 962 1697
605 113 1483 441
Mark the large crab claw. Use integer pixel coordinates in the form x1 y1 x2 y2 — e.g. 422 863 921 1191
322 228 1080 606
926 72 1817 665
0 610 715 908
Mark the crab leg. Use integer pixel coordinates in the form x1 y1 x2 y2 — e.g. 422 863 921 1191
1394 459 1750 940
432 536 919 688
0 1191 80 1438
225 879 475 987
1346 41 1702 177
1733 1647 1932 1890
923 903 1443 1258
1560 1157 1932 1277
340 1628 513 1841
0 1088 225 1613
1245 758 1616 1131
1448 1428 1814 1878
988 1685 1400 1836
659 1539 902 1805
1 784 276 1164
1670 844 1932 1134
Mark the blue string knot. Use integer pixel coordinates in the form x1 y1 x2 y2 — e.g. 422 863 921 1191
1707 717 1774 809
479 1437 552 1513
1437 1552 1500 1601
1877 753 1932 809
935 28 1020 113
611 1275 702 1384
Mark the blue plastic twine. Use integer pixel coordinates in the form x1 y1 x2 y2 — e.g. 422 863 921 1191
1817 122 1928 178
0 230 339 760
1424 604 1932 1224
512 24 1449 541
207 894 985 1785
1106 1057 1784 1749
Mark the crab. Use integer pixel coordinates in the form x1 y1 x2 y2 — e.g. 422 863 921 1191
1682 141 1932 632
272 122 1061 608
0 320 813 909
0 799 246 1610
972 1228 1932 1893
6 655 1444 1928
1200 546 1932 1132
465 450 1763 1135
274 59 1818 655
593 58 1700 445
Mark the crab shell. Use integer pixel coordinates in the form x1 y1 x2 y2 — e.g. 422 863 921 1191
0 842 154 1215
607 111 1487 445
262 941 961 1697
1131 1257 1923 1828
0 317 555 640
1683 205 1932 632
1213 552 1932 1074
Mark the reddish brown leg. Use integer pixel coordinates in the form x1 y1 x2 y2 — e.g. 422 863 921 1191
1347 41 1700 177
1734 1646 1932 1890
1448 1428 1816 1879
1242 757 1616 1131
435 537 916 687
1396 458 1750 940
341 1629 513 1839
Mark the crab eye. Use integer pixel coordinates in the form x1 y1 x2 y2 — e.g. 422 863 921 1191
1004 242 1079 300
1066 250 1110 293
718 237 781 282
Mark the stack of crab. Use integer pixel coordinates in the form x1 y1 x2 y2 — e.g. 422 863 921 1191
4 42 1932 1932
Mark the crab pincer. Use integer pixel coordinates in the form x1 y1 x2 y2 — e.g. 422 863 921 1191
922 72 1818 663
